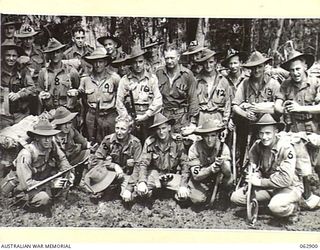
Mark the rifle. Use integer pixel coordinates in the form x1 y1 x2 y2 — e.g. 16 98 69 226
208 133 226 206
246 163 259 227
232 128 237 185
129 89 138 121
92 100 100 144
80 90 89 138
27 155 89 192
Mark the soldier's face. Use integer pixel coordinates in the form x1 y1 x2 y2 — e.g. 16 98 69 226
156 123 171 141
93 59 107 73
21 36 34 49
118 64 129 77
4 49 18 67
191 51 202 61
4 25 16 38
115 121 130 141
73 31 85 48
36 135 53 149
228 56 241 74
58 121 73 134
289 59 307 83
203 57 216 73
258 125 278 147
164 50 180 69
203 132 219 148
103 39 117 55
250 64 265 79
48 49 64 63
132 56 145 74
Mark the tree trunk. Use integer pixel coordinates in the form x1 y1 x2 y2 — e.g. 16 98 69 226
195 18 209 47
271 19 284 57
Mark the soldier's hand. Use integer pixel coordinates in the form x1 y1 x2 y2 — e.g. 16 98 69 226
121 189 133 202
210 162 221 174
246 110 258 121
177 186 190 200
285 100 303 113
245 172 262 187
68 172 75 186
159 174 174 183
137 182 148 195
39 91 51 100
228 119 235 131
126 159 135 168
114 164 124 179
52 178 69 189
67 89 79 97
136 114 148 122
8 92 20 101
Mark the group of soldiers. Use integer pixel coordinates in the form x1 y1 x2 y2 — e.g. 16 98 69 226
2 15 320 224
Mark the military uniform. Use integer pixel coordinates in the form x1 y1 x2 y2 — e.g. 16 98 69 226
79 69 120 143
91 133 142 193
116 70 162 141
138 135 189 193
37 63 80 112
275 75 320 133
156 65 199 132
196 70 232 125
146 57 165 74
23 45 46 80
1 64 37 129
231 136 303 217
188 139 232 204
14 140 71 208
225 69 249 100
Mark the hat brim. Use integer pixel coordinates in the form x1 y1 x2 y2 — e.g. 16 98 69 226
251 122 285 132
280 54 315 71
193 127 224 135
27 129 60 137
182 46 204 56
142 41 164 49
195 51 217 63
43 44 67 53
221 51 247 68
1 44 25 56
52 112 78 125
242 57 272 68
14 31 39 38
84 55 112 64
126 51 147 62
84 167 117 194
3 22 22 29
149 118 175 129
97 36 122 48
111 58 128 67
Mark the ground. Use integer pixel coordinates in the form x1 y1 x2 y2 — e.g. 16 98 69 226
1 186 320 231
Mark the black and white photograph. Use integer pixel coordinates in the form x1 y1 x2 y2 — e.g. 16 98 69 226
1 8 320 234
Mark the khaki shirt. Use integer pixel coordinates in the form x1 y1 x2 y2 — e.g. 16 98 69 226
37 63 80 110
1 65 36 114
225 69 249 99
156 65 199 118
188 139 231 182
24 45 46 80
14 141 71 190
232 75 280 106
249 137 303 190
116 70 162 117
139 135 189 187
196 71 232 124
79 69 120 110
63 44 93 60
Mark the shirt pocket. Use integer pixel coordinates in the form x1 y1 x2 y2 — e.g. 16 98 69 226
213 87 227 106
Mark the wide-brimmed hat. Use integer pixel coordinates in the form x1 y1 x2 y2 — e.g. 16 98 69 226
2 15 21 29
43 38 67 53
97 33 122 48
280 50 315 71
52 106 78 125
84 165 117 194
111 52 128 67
242 51 272 68
14 24 39 38
182 40 205 56
142 36 164 50
221 48 247 67
27 117 60 137
126 46 147 62
193 119 225 135
1 40 25 56
251 114 285 131
149 113 175 129
195 48 217 63
83 47 111 64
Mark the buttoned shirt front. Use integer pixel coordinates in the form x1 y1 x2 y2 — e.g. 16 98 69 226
116 70 162 117
79 69 120 110
225 69 249 99
156 65 199 118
